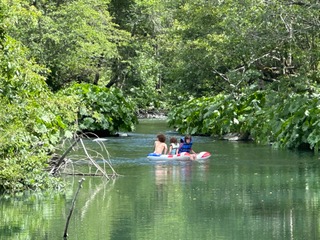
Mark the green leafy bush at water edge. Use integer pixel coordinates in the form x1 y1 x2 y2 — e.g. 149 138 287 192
60 83 138 134
168 90 320 151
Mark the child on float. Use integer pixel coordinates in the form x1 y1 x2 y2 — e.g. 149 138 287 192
153 133 168 154
179 135 197 160
168 137 179 155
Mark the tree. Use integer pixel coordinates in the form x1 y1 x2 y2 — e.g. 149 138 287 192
158 0 320 97
108 0 169 110
0 0 76 191
7 0 130 90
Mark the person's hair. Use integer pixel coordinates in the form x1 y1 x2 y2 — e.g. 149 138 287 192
184 135 192 141
170 137 177 144
157 133 166 143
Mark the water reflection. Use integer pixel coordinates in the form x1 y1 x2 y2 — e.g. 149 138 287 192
80 179 115 221
2 119 320 239
153 158 211 184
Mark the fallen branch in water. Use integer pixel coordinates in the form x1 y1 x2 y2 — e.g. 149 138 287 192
63 177 85 238
50 137 80 175
50 133 118 179
79 138 110 179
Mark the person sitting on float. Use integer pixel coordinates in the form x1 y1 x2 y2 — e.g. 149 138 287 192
179 135 197 160
168 137 179 155
153 133 168 154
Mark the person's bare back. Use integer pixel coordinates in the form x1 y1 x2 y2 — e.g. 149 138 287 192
154 141 167 154
154 133 168 154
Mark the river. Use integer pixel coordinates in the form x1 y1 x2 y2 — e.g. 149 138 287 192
1 119 320 240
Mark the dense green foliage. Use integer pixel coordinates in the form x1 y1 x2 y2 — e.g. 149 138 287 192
1 0 320 191
0 0 137 192
60 83 138 134
0 6 70 191
162 0 320 151
7 0 127 91
168 87 320 151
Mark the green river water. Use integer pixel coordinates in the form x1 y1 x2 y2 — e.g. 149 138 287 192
1 119 320 240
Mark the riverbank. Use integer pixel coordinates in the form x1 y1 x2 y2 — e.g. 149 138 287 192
137 109 167 119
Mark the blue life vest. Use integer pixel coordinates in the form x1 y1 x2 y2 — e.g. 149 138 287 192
179 142 193 153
